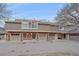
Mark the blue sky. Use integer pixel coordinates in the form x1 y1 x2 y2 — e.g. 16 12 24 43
7 3 66 21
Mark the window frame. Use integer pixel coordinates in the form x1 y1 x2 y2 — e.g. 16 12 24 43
31 22 38 29
21 22 29 29
21 21 38 29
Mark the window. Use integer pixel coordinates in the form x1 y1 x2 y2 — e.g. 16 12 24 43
31 22 38 29
21 21 38 29
21 22 29 29
29 22 31 28
11 33 19 36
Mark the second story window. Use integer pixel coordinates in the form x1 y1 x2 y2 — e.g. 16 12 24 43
31 22 38 29
21 22 29 29
29 22 31 28
21 21 38 29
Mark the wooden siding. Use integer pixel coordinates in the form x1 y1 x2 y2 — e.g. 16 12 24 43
5 22 59 31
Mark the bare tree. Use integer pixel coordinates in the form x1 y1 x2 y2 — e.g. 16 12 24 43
0 3 11 19
0 3 11 27
56 3 79 24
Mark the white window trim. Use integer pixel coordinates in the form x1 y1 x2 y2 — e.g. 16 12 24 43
21 21 38 29
30 22 38 29
21 22 29 29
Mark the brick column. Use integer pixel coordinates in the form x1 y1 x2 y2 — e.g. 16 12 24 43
55 34 58 40
9 33 11 41
5 33 8 41
36 33 38 40
31 33 32 40
47 33 49 41
66 34 69 40
20 33 23 41
7 33 10 41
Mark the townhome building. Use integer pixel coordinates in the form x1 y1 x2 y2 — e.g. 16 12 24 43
3 19 69 41
0 19 79 42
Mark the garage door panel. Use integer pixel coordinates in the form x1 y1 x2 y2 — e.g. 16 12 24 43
49 36 55 40
38 33 47 40
70 36 79 41
10 33 21 41
49 33 55 40
10 36 20 41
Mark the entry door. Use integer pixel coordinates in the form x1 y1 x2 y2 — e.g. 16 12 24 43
32 33 36 39
27 33 32 40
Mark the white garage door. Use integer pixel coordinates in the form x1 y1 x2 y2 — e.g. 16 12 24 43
10 33 21 41
49 36 55 40
38 33 47 40
70 36 79 41
70 34 79 41
49 33 55 40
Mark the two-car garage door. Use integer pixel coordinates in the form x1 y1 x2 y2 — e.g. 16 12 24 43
10 33 21 41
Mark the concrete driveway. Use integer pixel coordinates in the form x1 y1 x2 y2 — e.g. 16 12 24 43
0 40 79 56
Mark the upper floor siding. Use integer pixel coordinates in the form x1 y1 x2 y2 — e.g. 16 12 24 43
5 21 59 31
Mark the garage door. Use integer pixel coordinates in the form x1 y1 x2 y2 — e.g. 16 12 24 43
10 33 21 41
70 34 79 41
38 33 47 41
49 33 55 40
